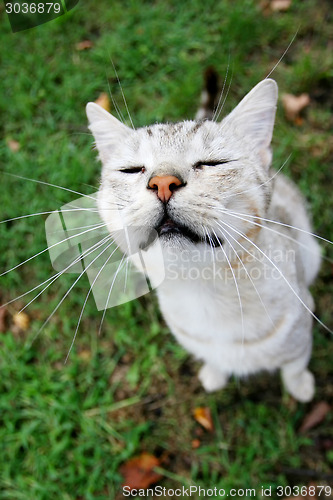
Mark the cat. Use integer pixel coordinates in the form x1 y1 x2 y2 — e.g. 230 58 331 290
84 73 322 403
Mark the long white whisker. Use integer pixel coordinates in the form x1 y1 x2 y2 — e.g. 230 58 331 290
0 208 101 226
202 225 217 287
1 171 97 201
214 67 233 122
211 227 245 345
1 233 112 311
215 223 276 329
109 58 135 130
216 218 333 335
266 28 299 79
212 54 230 122
0 222 108 277
62 222 107 233
2 272 61 309
64 242 120 363
218 207 333 247
98 253 126 336
215 207 333 264
30 236 115 345
18 235 112 314
105 70 126 124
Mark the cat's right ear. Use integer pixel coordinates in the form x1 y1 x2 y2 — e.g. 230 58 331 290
86 103 132 164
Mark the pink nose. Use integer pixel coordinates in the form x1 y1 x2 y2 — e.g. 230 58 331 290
148 175 183 203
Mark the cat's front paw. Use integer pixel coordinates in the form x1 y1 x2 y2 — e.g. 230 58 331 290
284 369 315 403
198 364 229 393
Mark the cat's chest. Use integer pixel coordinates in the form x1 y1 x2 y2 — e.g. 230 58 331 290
156 271 270 343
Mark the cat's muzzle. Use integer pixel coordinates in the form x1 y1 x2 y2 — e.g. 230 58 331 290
154 215 222 248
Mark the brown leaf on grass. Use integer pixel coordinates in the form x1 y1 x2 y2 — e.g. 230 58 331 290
77 349 92 362
299 401 331 433
260 0 291 15
0 306 8 332
282 93 310 122
75 40 93 51
94 92 111 112
193 406 214 432
191 439 201 449
270 0 291 11
120 453 163 489
6 138 20 152
12 312 30 331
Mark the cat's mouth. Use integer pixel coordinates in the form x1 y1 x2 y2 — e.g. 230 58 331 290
155 216 221 247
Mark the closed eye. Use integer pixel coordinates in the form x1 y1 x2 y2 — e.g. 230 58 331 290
119 166 145 174
193 160 231 169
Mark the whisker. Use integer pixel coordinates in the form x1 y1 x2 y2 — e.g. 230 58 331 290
61 222 107 233
1 233 111 313
18 235 112 315
215 207 333 264
29 236 115 346
109 58 135 129
211 227 245 345
212 54 230 122
218 207 333 247
213 66 233 122
1 171 97 201
266 28 299 79
202 224 217 286
217 218 333 335
105 70 126 124
98 253 126 336
64 242 120 363
0 221 108 277
0 208 100 226
215 222 276 329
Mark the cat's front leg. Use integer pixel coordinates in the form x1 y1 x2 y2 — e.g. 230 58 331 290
281 357 315 403
198 364 229 392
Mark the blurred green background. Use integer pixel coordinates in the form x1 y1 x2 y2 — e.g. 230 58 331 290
0 0 332 498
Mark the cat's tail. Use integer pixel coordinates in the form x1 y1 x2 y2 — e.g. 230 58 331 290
195 66 219 121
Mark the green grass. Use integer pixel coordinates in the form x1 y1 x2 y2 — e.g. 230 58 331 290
1 0 333 498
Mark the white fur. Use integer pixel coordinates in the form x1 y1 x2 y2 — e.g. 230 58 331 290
87 79 321 402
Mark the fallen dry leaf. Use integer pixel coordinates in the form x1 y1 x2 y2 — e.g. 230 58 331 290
260 0 291 15
12 312 30 331
270 0 291 11
193 406 214 432
0 306 7 332
282 93 310 122
7 138 20 152
300 401 331 433
78 349 92 362
75 40 93 51
94 92 111 112
191 438 201 449
120 453 162 489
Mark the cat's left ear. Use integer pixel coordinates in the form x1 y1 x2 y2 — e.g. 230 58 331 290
86 102 132 164
222 79 278 168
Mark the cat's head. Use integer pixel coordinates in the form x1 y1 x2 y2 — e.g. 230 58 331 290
86 79 278 258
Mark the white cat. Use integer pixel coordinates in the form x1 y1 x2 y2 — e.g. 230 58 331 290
86 77 321 402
